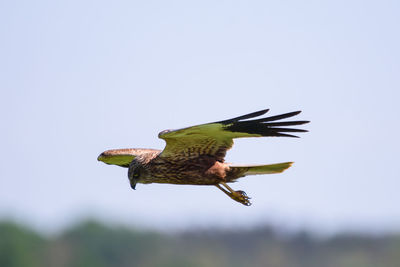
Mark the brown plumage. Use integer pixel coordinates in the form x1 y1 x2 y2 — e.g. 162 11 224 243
98 109 309 206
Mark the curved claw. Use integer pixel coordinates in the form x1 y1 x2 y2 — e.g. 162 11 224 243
233 190 252 206
215 183 252 206
237 190 250 198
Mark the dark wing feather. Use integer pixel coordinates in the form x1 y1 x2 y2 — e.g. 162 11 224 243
217 108 270 124
158 109 309 161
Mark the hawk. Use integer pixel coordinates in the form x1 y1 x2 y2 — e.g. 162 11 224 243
98 109 309 206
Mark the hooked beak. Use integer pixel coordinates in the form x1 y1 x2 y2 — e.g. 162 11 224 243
130 180 137 190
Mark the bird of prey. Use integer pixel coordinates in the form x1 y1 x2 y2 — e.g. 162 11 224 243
98 109 309 206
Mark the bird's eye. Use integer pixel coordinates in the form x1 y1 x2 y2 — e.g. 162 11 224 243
128 168 140 181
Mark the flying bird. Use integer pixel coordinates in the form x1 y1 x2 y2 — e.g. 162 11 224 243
98 109 309 206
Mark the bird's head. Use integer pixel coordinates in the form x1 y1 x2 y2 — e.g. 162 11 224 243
128 160 143 190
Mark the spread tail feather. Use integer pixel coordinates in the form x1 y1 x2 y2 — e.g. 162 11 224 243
229 162 293 177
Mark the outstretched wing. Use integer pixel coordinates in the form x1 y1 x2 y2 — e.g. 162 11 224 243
97 148 161 167
158 109 309 161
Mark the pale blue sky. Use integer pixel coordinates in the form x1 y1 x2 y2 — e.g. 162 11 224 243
1 0 399 233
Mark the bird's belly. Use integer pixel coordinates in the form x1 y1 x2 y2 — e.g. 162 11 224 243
139 158 228 185
139 174 222 185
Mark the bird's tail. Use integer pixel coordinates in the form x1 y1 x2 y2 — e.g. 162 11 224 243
228 162 293 179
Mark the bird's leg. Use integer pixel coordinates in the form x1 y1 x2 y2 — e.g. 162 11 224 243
216 182 252 206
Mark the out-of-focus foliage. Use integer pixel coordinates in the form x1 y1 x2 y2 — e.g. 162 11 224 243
0 222 46 267
1 220 399 267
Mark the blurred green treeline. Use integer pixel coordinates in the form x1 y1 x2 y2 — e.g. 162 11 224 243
1 220 400 267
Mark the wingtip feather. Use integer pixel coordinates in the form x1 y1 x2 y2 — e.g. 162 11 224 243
217 108 270 124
